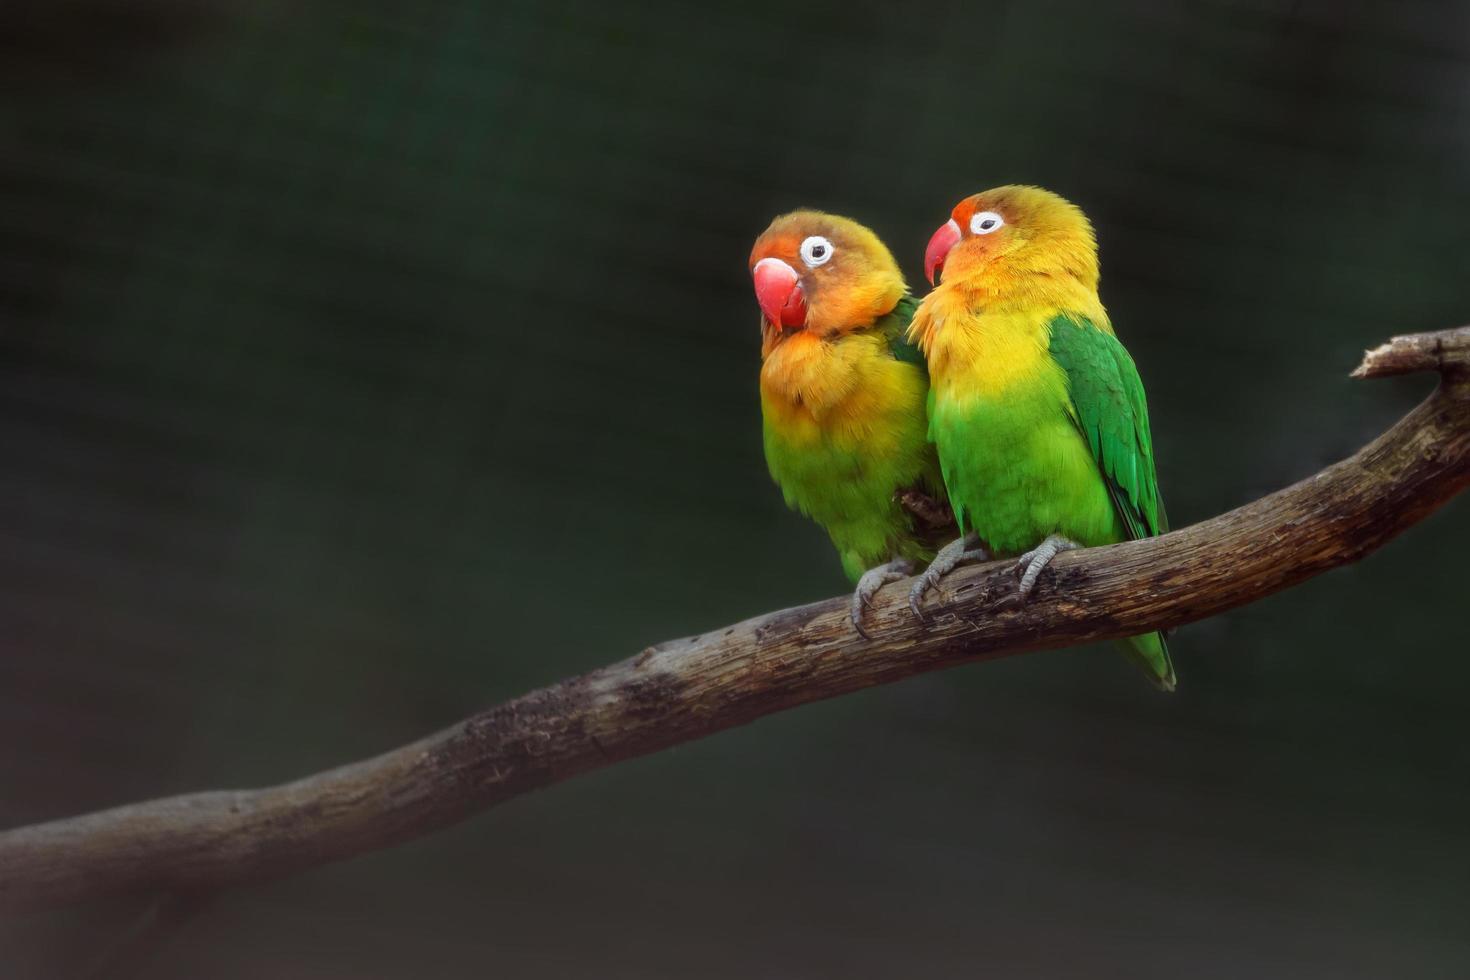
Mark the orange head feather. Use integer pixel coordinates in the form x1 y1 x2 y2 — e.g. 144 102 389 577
748 210 907 357
924 185 1099 292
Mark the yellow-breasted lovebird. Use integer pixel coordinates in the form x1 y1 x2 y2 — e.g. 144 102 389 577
908 186 1176 691
748 211 953 635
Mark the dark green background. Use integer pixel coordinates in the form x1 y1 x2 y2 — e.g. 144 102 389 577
3 1 1468 976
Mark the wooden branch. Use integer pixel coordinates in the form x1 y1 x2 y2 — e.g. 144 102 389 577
1353 325 1470 379
3 327 1468 915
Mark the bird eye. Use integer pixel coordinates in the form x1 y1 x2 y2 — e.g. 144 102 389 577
970 211 1004 235
799 235 835 267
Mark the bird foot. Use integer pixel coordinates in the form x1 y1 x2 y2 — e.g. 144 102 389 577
908 533 988 621
850 558 916 638
1014 535 1082 602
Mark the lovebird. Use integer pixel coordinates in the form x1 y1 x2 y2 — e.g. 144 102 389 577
749 210 952 634
906 186 1176 691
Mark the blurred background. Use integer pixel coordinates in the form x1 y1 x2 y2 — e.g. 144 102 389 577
2 0 1468 976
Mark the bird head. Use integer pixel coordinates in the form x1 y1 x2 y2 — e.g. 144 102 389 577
923 185 1099 289
749 211 906 356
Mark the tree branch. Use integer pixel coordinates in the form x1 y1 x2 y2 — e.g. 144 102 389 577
3 327 1468 915
1353 325 1470 379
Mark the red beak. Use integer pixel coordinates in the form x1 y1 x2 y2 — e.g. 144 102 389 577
924 218 962 286
752 257 806 328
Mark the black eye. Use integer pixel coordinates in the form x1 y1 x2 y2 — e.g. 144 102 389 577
810 244 826 258
978 219 996 231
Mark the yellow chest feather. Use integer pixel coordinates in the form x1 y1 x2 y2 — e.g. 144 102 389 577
909 280 1108 402
760 331 918 448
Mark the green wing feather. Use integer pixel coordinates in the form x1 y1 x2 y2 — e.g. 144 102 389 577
880 295 927 369
1049 313 1176 691
1048 314 1166 539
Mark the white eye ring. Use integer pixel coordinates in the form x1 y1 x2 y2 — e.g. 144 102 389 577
970 211 1004 235
799 235 835 267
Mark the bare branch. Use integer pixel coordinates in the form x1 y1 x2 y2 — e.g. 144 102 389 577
2 326 1468 915
1352 325 1470 379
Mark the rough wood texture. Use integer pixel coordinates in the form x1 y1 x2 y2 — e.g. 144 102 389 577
2 327 1468 915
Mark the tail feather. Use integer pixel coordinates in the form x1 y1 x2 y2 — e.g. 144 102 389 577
1116 631 1176 692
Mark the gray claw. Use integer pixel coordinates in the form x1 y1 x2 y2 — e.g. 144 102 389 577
850 558 915 637
1014 534 1082 602
908 533 988 620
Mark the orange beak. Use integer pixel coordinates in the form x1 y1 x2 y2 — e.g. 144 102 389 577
924 218 962 286
752 257 806 328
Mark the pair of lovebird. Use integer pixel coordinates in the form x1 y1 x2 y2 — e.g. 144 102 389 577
749 185 1176 691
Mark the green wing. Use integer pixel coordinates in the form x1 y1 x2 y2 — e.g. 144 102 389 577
1050 313 1177 691
1048 314 1167 540
879 295 926 370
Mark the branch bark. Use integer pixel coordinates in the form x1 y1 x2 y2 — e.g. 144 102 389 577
3 327 1468 915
